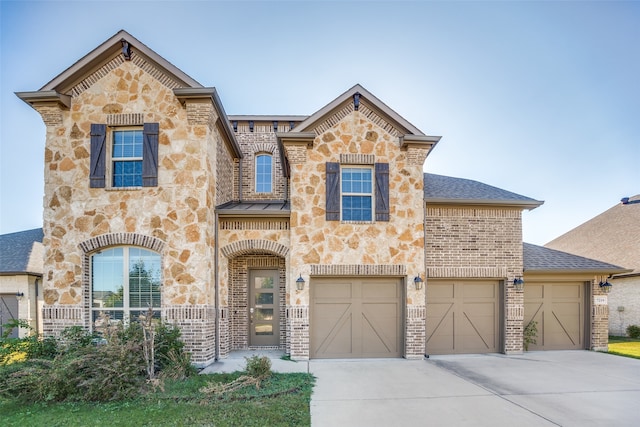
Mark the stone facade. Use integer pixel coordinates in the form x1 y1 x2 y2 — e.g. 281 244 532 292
18 30 615 365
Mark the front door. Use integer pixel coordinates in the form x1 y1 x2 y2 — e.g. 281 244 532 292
249 270 279 346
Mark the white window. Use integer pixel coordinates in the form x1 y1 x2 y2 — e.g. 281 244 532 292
341 167 373 221
91 247 161 324
111 129 143 187
255 154 273 193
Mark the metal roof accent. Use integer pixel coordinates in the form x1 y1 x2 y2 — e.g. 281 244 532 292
216 201 290 217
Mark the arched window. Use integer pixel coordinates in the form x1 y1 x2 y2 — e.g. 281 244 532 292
255 154 272 193
91 247 161 324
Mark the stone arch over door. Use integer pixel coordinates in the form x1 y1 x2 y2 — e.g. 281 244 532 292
79 233 166 328
221 239 289 258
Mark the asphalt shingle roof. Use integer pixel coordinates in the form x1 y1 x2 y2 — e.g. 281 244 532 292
545 195 640 276
0 228 43 275
424 173 543 208
523 242 626 273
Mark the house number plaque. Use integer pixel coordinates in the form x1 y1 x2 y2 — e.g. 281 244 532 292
594 296 607 305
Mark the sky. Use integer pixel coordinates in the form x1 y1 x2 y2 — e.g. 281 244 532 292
1 0 638 245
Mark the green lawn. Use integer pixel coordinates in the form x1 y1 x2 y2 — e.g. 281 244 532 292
608 336 640 360
0 372 315 427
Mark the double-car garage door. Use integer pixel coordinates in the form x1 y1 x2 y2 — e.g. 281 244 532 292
311 277 402 358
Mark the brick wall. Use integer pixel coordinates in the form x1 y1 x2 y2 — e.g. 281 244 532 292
608 276 640 336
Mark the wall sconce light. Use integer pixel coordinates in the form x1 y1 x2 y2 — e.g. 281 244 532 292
414 276 423 290
15 292 24 301
296 274 305 291
513 277 525 292
599 280 612 294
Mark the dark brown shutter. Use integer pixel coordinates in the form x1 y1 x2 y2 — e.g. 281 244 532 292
142 123 159 187
326 162 340 220
375 162 389 221
89 124 107 188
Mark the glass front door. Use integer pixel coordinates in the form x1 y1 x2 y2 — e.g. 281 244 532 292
249 270 279 346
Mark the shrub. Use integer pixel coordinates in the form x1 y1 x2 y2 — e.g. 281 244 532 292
245 355 272 379
523 320 538 351
0 319 57 365
627 325 640 339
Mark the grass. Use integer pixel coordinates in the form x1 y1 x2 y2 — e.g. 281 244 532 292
0 372 315 427
608 336 640 360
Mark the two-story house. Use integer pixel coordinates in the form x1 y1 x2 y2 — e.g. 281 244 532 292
16 31 624 366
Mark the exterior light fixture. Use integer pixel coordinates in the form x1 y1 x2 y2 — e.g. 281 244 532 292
15 292 24 300
513 277 525 292
296 274 305 291
414 276 423 290
599 280 612 294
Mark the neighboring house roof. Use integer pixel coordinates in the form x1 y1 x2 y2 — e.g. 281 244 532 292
546 195 640 277
0 228 44 276
523 242 628 274
424 173 543 209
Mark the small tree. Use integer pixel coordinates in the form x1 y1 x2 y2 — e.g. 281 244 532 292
523 320 538 351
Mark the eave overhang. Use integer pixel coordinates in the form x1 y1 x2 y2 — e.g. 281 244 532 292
173 87 242 159
524 268 632 275
426 198 544 210
15 90 71 109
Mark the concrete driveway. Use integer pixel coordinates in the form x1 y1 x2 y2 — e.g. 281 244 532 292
310 351 640 427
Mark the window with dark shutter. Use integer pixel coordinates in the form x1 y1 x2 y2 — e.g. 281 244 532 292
375 163 389 221
326 162 340 220
90 124 107 188
142 123 159 187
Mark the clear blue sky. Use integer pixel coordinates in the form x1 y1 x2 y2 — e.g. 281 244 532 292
1 0 638 245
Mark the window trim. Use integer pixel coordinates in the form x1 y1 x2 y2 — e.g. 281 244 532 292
90 246 162 326
109 127 144 188
255 153 273 193
340 165 374 222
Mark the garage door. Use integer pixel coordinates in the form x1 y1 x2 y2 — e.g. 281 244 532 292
426 280 500 355
524 282 585 350
311 278 402 358
0 294 19 338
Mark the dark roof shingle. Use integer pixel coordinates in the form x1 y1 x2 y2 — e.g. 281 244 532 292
424 173 543 208
0 228 44 275
524 242 627 273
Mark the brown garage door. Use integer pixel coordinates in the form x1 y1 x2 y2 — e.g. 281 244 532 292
311 277 402 358
524 282 585 350
426 280 500 355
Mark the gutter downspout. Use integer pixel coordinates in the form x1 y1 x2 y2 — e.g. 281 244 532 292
214 211 220 362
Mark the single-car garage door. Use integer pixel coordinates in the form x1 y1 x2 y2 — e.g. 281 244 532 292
524 282 586 350
426 280 500 355
311 277 402 358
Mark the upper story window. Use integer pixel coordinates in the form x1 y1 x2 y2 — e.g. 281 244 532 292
90 123 159 189
341 167 373 221
326 162 389 222
112 129 143 187
91 246 161 325
255 154 273 193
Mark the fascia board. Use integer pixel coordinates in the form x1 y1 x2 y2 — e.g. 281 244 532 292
15 90 71 109
426 198 544 210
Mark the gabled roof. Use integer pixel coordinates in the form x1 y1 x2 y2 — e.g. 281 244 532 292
523 242 628 274
16 30 202 109
0 228 44 276
41 29 201 94
424 173 543 209
293 84 428 136
546 195 640 276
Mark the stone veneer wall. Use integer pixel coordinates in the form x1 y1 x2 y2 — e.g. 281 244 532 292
33 55 235 365
425 205 524 353
284 100 428 359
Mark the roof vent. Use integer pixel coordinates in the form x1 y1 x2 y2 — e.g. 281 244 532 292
621 197 630 205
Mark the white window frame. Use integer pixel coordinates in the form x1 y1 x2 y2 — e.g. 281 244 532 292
90 246 161 326
109 127 143 188
340 165 374 222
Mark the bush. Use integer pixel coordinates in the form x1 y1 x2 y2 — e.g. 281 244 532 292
627 325 640 339
245 355 272 379
523 320 538 351
0 319 193 402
